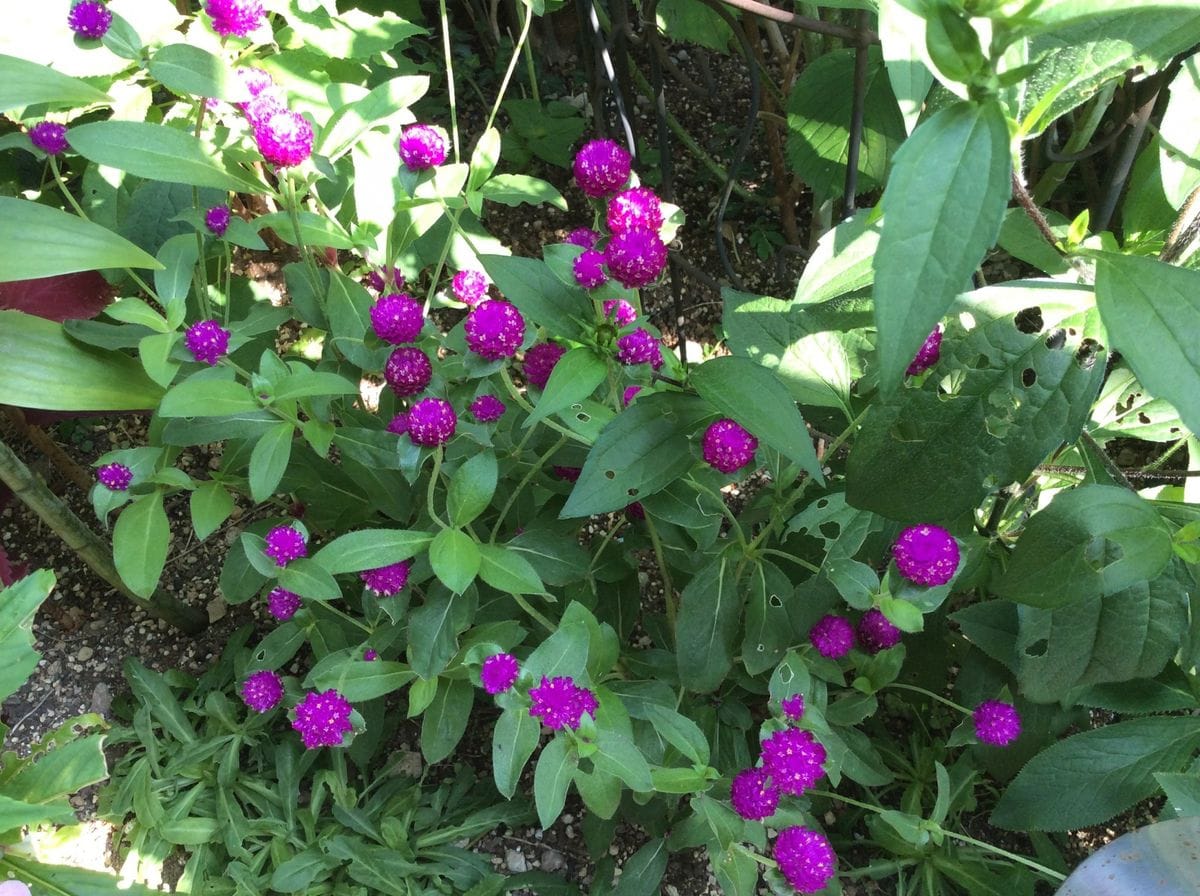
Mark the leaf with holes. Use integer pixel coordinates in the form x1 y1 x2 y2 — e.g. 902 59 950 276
742 560 794 675
676 554 742 693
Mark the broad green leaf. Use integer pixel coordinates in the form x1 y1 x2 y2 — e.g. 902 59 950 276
507 529 589 587
741 560 796 675
996 485 1173 609
149 43 250 101
311 660 412 701
1095 254 1200 439
1157 772 1200 818
593 730 653 792
502 98 586 168
525 348 608 430
190 481 234 541
0 570 54 704
254 211 355 250
277 559 341 602
447 452 498 527
0 198 160 280
1090 363 1186 444
272 370 359 402
154 233 199 314
104 297 167 332
408 589 464 679
493 705 541 799
874 100 1011 391
420 677 473 763
611 838 668 896
534 737 577 829
313 529 433 574
113 491 169 599
5 733 106 803
523 602 591 682
479 255 592 340
249 422 294 503
1159 56 1200 207
326 271 379 369
477 544 545 596
992 717 1200 830
676 555 741 693
793 210 880 305
68 121 261 193
690 355 823 481
332 427 403 470
281 7 425 61
642 704 710 766
467 127 501 194
318 74 429 161
159 378 261 417
271 848 336 892
0 53 110 111
1 856 158 896
429 529 479 594
878 0 935 134
0 793 77 833
651 0 732 52
477 174 567 211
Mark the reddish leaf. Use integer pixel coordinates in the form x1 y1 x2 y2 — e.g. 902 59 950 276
0 271 114 322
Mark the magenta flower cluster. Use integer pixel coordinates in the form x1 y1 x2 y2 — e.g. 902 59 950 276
370 293 424 344
185 320 231 366
731 720 827 824
241 670 283 713
398 124 448 171
607 187 664 234
267 587 301 621
224 65 312 167
892 524 959 586
564 227 600 249
603 299 637 327
615 328 662 369
604 228 668 289
465 300 526 360
572 250 607 289
480 653 520 695
856 608 902 654
205 206 231 237
292 689 353 749
205 0 265 37
809 614 855 658
702 418 758 474
68 0 112 39
384 347 433 397
907 326 943 375
528 676 597 730
469 394 506 423
264 525 307 567
360 561 411 596
973 699 1021 746
730 767 779 821
29 122 68 156
96 462 132 492
775 826 837 893
573 139 632 198
452 269 489 305
365 266 403 294
407 397 457 446
522 342 566 389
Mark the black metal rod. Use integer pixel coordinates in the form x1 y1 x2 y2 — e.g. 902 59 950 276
842 10 871 218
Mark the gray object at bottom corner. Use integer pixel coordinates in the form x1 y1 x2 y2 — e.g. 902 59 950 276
1056 816 1200 895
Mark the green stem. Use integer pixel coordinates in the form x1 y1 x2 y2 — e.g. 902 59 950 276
758 547 820 573
515 0 540 104
643 514 676 641
423 203 465 314
312 598 372 634
939 831 1067 882
283 174 323 295
427 449 447 528
887 682 970 715
1142 437 1188 473
437 0 461 163
484 0 535 134
490 434 567 541
512 593 556 633
588 518 625 573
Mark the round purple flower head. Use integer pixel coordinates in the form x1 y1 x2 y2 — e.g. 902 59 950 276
236 67 273 100
564 227 600 249
856 608 902 654
892 524 959 586
465 300 525 360
267 586 301 621
29 122 68 156
241 88 286 129
185 320 231 366
407 397 457 447
363 648 378 661
625 501 645 520
809 614 854 659
205 206 231 237
370 293 424 344
529 676 597 730
398 124 448 171
907 325 943 376
607 187 664 235
572 249 607 289
781 694 806 722
292 689 353 749
730 767 779 821
603 299 637 327
702 418 758 474
761 728 826 796
255 109 313 168
554 466 582 483
616 328 662 369
68 1 112 39
384 347 433 397
622 385 642 407
523 342 566 389
973 700 1021 747
241 670 284 713
387 412 409 436
96 462 132 491
573 138 632 198
469 394 506 423
605 228 668 289
205 0 265 37
480 653 520 695
774 826 837 894
360 560 411 596
264 524 307 567
452 269 489 306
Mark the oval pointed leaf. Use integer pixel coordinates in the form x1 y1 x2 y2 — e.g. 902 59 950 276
676 556 741 693
477 543 545 595
0 198 160 280
313 529 433 574
447 452 498 527
0 52 110 112
113 492 170 599
525 347 608 430
249 422 294 503
493 705 541 799
149 43 250 101
534 736 577 830
429 528 479 594
159 379 260 417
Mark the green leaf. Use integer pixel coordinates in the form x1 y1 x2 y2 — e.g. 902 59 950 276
113 492 169 599
314 529 433 574
1 856 158 896
1157 772 1200 818
878 0 935 134
563 393 713 518
793 210 880 305
420 677 473 764
326 271 379 369
125 656 195 742
0 198 160 280
642 704 710 766
0 52 110 112
149 43 250 101
467 127 501 194
874 100 1011 391
254 211 355 250
154 233 200 316
318 74 429 161
68 121 261 193
741 559 794 675
311 660 413 702
522 602 590 682
104 297 167 332
651 0 732 52
996 485 1173 609
1096 254 1200 439
190 481 234 541
408 589 464 679
611 838 668 896
479 255 592 340
448 452 498 527
503 98 586 168
6 733 106 804
249 422 294 503
278 559 342 601
1159 56 1200 208
272 370 359 402
493 705 542 799
534 737 577 829
690 355 823 481
271 848 336 893
477 543 546 595
478 174 567 211
0 570 53 704
991 717 1200 830
0 793 77 833
526 347 608 430
593 730 653 792
430 529 480 594
159 378 260 417
676 555 742 693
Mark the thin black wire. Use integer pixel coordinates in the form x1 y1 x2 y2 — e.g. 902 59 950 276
841 10 871 218
577 0 636 155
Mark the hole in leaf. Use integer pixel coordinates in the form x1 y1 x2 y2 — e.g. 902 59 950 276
769 593 783 608
1075 338 1100 370
1024 639 1049 658
1014 306 1043 333
973 354 990 370
756 644 765 652
571 403 583 410
627 488 639 497
604 470 616 480
1138 412 1151 424
1171 427 1181 433
816 499 829 509
1021 368 1037 387
779 666 794 683
577 413 590 422
1083 535 1123 571
819 521 840 540
1044 328 1067 350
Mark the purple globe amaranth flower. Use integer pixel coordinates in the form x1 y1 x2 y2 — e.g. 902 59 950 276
523 342 566 389
185 320 231 366
856 608 902 654
241 88 286 129
398 123 448 171
267 586 301 621
384 347 433 397
809 614 854 659
892 524 960 586
465 300 525 360
572 249 607 289
469 394 506 423
616 327 662 369
407 397 457 447
907 325 943 376
529 676 597 731
625 501 645 520
761 728 826 796
564 227 600 249
255 109 313 167
452 269 489 306
205 205 231 237
360 560 411 596
370 292 424 344
573 138 632 198
774 826 837 894
781 694 806 722
264 525 307 567
702 418 758 474
553 466 582 482
603 298 637 327
236 67 273 99
205 0 265 37
241 670 284 713
387 412 409 436
622 385 642 406
292 689 353 749
480 653 520 695
68 1 112 39
363 648 378 661
96 462 132 491
29 122 68 156
730 767 780 821
607 187 664 234
605 227 668 289
365 266 403 294
973 700 1021 747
